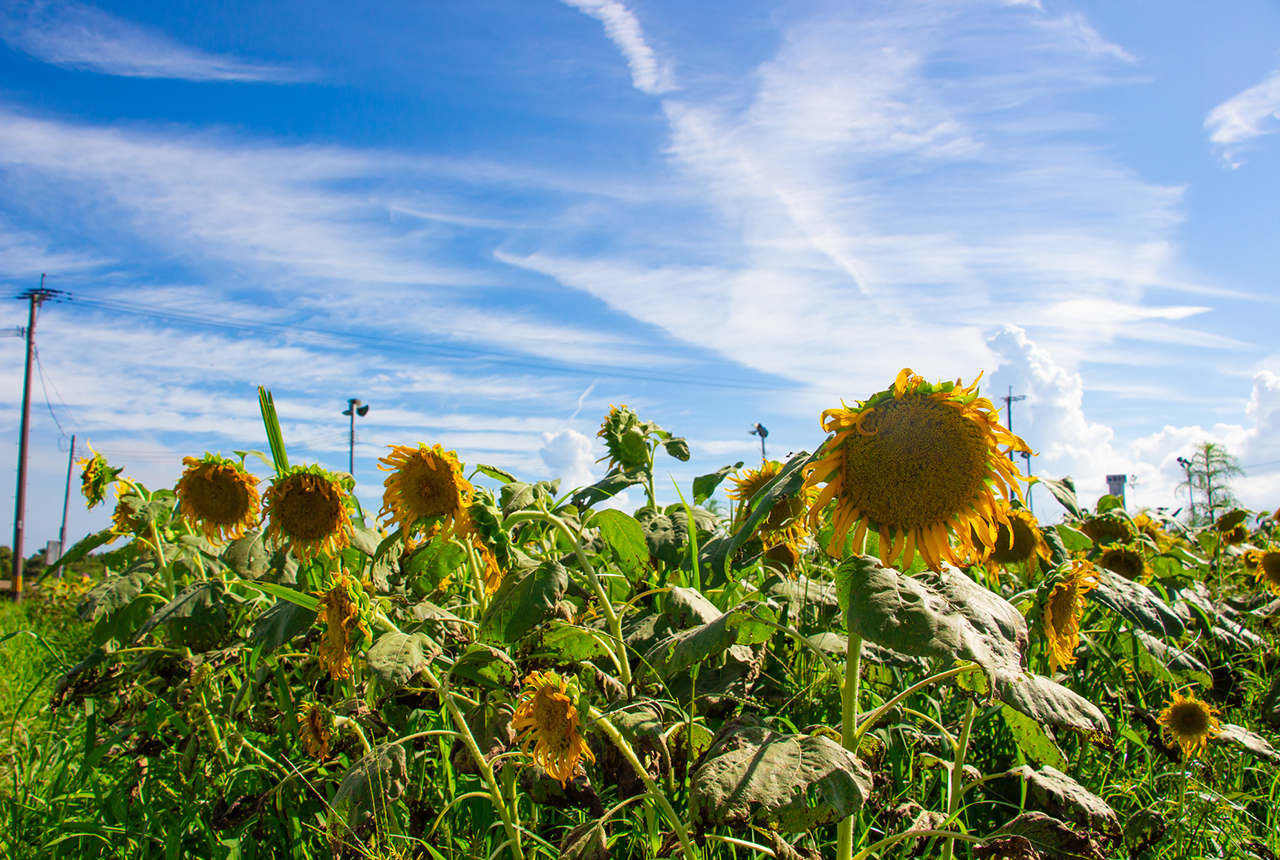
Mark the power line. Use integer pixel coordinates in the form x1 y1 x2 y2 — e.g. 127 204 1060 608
33 346 71 442
55 293 787 393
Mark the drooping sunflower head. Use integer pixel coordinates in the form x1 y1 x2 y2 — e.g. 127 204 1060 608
1131 512 1172 551
802 368 1029 571
78 445 122 509
108 479 144 540
263 465 354 562
378 444 474 540
1042 560 1099 671
1158 690 1221 758
1098 544 1150 583
1221 523 1249 546
512 670 595 786
989 506 1050 567
298 701 334 759
729 460 819 550
469 489 515 595
313 572 371 681
175 454 261 543
1254 548 1280 596
1080 513 1133 546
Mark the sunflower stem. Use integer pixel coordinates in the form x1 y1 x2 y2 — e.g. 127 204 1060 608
941 697 978 860
537 509 632 687
590 707 697 860
837 633 862 860
149 519 174 598
422 665 524 860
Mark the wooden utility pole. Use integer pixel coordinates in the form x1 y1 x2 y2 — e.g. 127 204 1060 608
11 280 61 601
58 434 76 562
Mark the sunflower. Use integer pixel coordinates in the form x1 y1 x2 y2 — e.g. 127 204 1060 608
175 454 261 543
298 702 334 759
1253 548 1280 596
379 444 474 541
803 368 1028 571
1158 690 1221 758
108 480 143 541
1079 513 1132 546
263 466 353 562
728 460 819 551
512 670 595 786
1042 560 1099 671
1098 544 1150 583
1221 523 1248 546
596 404 649 473
1131 512 1172 551
473 540 505 595
313 573 371 681
78 445 122 509
764 540 802 572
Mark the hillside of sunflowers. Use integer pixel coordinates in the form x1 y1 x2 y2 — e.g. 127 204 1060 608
2 373 1279 860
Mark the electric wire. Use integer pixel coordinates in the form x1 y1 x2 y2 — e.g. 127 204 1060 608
56 292 786 393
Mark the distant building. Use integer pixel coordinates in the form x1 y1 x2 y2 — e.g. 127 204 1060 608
1106 474 1127 505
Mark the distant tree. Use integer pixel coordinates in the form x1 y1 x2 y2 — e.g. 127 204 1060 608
1177 442 1244 526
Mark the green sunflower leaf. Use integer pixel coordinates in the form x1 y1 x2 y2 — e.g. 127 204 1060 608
480 560 568 645
693 462 743 505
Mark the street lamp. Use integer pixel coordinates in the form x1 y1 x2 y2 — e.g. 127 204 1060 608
749 423 768 462
342 398 370 477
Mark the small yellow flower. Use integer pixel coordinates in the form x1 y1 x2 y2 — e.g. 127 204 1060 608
1158 690 1221 758
175 454 261 543
298 702 334 759
78 445 122 509
1253 548 1280 596
728 460 818 552
378 444 474 541
263 466 353 562
1043 560 1098 671
313 574 370 681
512 670 595 786
803 369 1029 571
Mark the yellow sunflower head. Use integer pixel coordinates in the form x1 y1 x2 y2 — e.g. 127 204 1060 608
1080 513 1133 546
512 670 595 786
1243 548 1264 571
1131 512 1171 551
1157 690 1221 758
728 460 819 550
298 701 334 759
378 444 474 541
802 368 1029 571
263 465 354 562
175 454 261 543
1042 560 1099 671
763 540 803 573
1097 544 1150 583
313 572 371 681
78 445 122 509
1254 548 1280 596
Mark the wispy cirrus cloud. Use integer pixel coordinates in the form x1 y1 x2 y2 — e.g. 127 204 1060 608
561 0 674 95
0 0 305 81
1205 64 1280 166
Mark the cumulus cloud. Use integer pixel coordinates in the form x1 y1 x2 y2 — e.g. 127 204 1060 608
0 0 303 81
1205 66 1280 166
987 325 1280 520
561 0 674 95
539 428 597 492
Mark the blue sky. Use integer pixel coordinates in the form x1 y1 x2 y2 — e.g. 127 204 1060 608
2 0 1279 548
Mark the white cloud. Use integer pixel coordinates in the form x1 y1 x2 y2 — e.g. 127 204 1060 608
561 0 674 95
539 428 597 492
0 0 303 81
987 325 1280 521
1205 66 1280 166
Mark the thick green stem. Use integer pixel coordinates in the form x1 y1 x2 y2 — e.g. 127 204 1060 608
591 707 697 860
149 520 174 598
519 509 633 687
941 697 979 860
853 664 974 748
837 633 863 860
422 666 524 860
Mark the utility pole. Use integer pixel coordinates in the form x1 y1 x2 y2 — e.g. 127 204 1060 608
11 279 61 601
342 399 369 478
58 435 76 562
1000 387 1027 463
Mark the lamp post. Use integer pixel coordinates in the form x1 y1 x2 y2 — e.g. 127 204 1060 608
342 399 369 478
750 423 768 462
